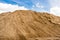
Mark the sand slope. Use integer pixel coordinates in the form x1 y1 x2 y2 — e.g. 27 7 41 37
0 10 60 40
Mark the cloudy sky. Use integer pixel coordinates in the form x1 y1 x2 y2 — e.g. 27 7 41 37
0 0 60 16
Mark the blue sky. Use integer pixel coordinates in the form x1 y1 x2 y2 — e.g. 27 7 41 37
0 0 60 16
0 0 50 11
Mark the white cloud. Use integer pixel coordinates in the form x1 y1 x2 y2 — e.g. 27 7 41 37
49 0 60 16
49 0 60 7
32 5 48 12
36 3 44 8
31 3 44 12
50 7 60 16
0 3 28 13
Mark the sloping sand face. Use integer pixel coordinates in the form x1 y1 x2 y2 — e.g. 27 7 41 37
0 10 60 40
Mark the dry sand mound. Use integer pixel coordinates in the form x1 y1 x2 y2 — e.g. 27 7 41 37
0 10 60 40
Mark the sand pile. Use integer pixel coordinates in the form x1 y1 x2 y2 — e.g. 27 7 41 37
0 10 60 40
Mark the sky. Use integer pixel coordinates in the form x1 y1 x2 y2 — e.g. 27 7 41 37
0 0 60 16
